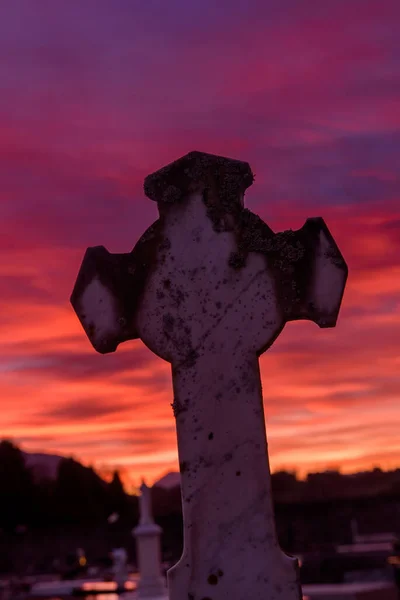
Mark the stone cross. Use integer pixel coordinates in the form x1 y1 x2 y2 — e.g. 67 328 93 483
71 151 348 600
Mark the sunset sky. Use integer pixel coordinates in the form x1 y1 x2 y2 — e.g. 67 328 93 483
1 0 400 491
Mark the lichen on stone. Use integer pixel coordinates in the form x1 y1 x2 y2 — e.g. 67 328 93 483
143 151 254 223
324 245 346 269
163 185 182 203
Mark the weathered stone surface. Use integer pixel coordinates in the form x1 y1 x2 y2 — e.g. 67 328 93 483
70 221 162 353
71 151 348 600
143 150 254 209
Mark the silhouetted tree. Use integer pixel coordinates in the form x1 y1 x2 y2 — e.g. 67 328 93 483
108 470 129 518
33 477 56 525
0 440 34 530
54 458 109 524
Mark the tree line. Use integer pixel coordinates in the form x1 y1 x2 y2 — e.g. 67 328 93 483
0 440 138 531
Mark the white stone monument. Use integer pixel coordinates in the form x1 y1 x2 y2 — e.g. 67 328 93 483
133 481 167 598
71 151 348 600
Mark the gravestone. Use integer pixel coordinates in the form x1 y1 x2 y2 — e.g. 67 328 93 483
133 481 167 598
71 151 348 600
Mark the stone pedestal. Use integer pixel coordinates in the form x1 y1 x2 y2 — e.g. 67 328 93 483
133 522 167 598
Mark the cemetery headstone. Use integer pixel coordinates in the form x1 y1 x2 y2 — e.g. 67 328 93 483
71 151 348 600
133 481 167 598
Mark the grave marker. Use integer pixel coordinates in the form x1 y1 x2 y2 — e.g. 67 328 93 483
71 151 348 600
133 481 166 598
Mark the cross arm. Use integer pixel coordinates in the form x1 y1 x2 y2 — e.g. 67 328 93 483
70 220 162 353
230 209 347 329
276 217 348 328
